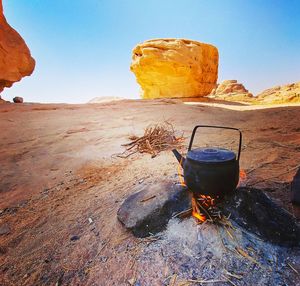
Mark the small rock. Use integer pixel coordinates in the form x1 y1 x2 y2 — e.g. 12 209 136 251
70 235 80 241
99 256 108 263
0 223 10 235
117 180 191 237
88 217 93 224
13 96 24 103
128 277 136 285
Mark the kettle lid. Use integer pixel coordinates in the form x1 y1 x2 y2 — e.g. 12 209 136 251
187 147 236 163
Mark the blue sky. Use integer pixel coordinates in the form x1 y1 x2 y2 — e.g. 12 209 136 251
2 0 300 103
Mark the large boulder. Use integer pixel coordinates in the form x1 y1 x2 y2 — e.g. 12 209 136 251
0 0 35 93
130 38 218 99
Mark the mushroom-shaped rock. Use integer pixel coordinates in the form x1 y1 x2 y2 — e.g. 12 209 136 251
130 39 218 99
0 0 35 93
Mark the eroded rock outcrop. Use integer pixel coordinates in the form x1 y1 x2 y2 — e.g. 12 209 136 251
130 38 218 99
209 80 253 101
88 96 124 104
256 82 300 104
0 95 9 104
0 0 35 93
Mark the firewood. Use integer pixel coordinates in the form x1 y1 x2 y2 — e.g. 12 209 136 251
117 121 184 158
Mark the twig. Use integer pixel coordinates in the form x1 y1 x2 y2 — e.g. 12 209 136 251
197 200 214 222
116 150 138 158
173 208 192 219
224 270 243 280
169 274 177 286
221 275 238 286
287 262 299 275
187 278 226 284
140 195 156 203
235 247 260 265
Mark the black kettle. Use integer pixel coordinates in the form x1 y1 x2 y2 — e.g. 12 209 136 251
172 125 242 198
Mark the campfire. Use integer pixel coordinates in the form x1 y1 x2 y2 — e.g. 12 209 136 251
118 122 300 248
117 123 300 286
181 169 247 224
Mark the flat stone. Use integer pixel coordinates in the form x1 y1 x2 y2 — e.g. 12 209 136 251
70 235 80 241
117 181 191 237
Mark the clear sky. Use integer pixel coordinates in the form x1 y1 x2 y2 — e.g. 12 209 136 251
2 0 300 103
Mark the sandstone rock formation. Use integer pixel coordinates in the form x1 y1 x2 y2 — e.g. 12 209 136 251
0 95 9 104
130 38 218 99
0 0 35 93
256 82 300 104
88 96 124 104
209 80 253 101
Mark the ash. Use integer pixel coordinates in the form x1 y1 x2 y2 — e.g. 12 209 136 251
135 218 300 286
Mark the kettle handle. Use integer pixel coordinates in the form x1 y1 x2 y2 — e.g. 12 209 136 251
188 125 242 161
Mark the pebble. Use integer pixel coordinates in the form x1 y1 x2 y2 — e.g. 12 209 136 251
99 256 108 263
70 235 80 241
0 224 10 235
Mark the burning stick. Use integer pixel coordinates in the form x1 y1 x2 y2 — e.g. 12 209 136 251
191 196 206 223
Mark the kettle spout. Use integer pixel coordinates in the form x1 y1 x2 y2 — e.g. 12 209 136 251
172 149 185 167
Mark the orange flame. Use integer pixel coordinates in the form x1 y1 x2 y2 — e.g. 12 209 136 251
238 169 247 186
176 162 218 223
192 211 206 222
192 196 207 223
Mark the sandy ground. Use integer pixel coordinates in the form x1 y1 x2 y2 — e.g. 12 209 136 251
0 99 300 285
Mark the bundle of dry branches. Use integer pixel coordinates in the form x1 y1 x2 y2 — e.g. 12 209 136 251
118 121 184 158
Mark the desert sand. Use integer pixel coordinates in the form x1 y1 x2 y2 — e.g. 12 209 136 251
0 99 300 285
